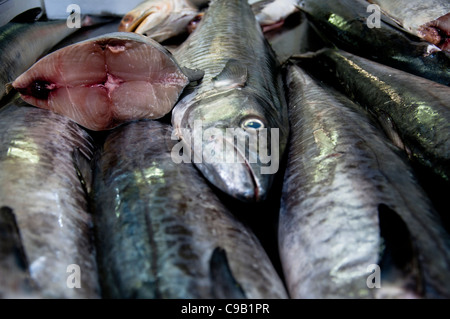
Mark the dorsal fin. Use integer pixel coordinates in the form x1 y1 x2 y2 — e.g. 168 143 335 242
212 59 248 90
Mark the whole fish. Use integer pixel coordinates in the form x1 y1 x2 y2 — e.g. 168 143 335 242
92 120 288 299
297 0 450 86
0 100 100 298
367 0 450 51
295 48 450 184
118 0 203 42
280 63 450 299
12 32 202 131
171 0 289 202
0 17 97 102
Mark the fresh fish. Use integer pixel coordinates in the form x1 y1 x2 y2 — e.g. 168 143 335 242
92 120 288 299
0 17 98 102
280 63 450 299
297 0 450 86
118 0 202 42
294 48 450 184
368 0 450 51
0 100 100 298
12 32 202 131
252 0 299 32
171 0 289 202
0 206 40 299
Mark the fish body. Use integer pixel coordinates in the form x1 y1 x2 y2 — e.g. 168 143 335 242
92 120 288 299
12 32 199 131
368 0 450 51
171 0 289 202
297 0 450 86
296 48 450 184
0 101 100 298
281 63 450 298
0 20 82 101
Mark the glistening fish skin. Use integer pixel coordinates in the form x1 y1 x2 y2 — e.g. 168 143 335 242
92 120 288 299
297 0 450 86
280 63 450 299
0 19 91 101
0 101 100 298
171 0 289 202
296 48 450 183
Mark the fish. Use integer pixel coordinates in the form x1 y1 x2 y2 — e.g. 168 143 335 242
251 0 299 32
294 48 450 184
91 120 288 299
171 0 289 202
280 63 450 299
118 0 203 43
0 17 99 103
0 100 100 298
12 32 202 131
0 206 40 299
297 0 450 86
367 0 450 51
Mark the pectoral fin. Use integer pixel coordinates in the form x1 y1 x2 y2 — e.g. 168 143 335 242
212 59 248 90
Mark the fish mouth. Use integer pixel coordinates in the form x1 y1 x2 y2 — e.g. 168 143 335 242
193 135 271 203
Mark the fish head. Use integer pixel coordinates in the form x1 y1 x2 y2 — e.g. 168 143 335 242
119 0 198 42
174 89 287 202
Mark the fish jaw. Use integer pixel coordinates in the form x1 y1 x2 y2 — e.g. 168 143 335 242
12 32 190 131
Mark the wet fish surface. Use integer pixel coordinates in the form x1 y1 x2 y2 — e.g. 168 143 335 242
0 100 100 298
280 63 450 298
92 120 288 299
367 0 450 51
12 32 201 131
295 48 450 184
0 19 88 102
171 0 289 202
297 0 450 86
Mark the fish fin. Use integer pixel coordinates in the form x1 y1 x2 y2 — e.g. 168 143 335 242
376 204 423 298
181 67 205 83
0 207 30 273
209 247 247 299
212 59 248 90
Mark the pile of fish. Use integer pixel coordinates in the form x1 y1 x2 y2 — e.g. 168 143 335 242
0 0 449 299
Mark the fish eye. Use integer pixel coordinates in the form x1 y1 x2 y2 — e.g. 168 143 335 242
241 118 265 131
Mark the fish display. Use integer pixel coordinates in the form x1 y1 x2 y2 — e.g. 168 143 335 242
92 120 288 299
280 63 450 298
0 18 94 102
12 32 202 131
297 0 450 86
367 0 450 51
294 48 450 184
0 100 100 298
171 0 289 202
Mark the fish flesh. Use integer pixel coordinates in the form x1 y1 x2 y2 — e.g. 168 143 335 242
0 18 95 102
12 32 202 131
118 0 202 42
0 206 40 299
367 0 450 51
92 120 288 299
280 63 450 298
0 100 100 298
294 48 450 184
297 0 450 86
171 0 289 202
252 0 299 32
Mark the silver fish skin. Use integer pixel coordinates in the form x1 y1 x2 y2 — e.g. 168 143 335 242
281 63 450 299
92 120 288 299
0 19 90 101
0 101 100 298
295 48 450 184
297 0 450 86
368 0 450 50
171 0 289 202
